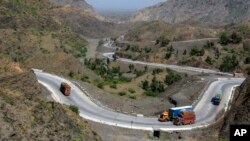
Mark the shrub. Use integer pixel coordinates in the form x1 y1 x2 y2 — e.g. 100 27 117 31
97 82 104 89
129 95 137 100
231 32 242 44
246 67 250 75
144 90 158 97
205 56 213 65
141 80 149 90
183 49 187 55
219 55 238 72
69 105 79 115
68 71 74 78
245 56 250 64
118 91 126 96
110 83 117 89
220 31 242 45
152 68 163 75
118 76 131 82
204 41 215 49
165 73 182 85
156 37 170 47
128 88 135 93
190 47 205 56
220 32 230 45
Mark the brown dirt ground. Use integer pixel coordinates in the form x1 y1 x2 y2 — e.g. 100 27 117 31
77 74 208 117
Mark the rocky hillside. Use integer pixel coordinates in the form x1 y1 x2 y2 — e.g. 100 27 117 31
131 0 250 27
49 0 105 21
125 21 219 42
0 58 100 140
50 0 120 38
220 76 250 139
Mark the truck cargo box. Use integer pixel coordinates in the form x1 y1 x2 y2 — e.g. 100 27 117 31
169 106 193 120
60 82 71 96
173 110 196 125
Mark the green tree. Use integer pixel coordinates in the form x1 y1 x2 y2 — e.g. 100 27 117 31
165 73 182 85
219 55 238 72
141 80 149 90
231 32 242 44
69 105 79 115
190 48 205 56
220 32 230 45
205 56 213 65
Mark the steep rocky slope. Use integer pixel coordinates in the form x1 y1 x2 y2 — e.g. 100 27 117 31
0 58 100 141
49 0 119 38
220 76 250 139
49 0 105 20
0 0 101 80
125 21 218 42
131 0 250 27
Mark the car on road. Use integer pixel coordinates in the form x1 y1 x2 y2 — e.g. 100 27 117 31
211 89 222 105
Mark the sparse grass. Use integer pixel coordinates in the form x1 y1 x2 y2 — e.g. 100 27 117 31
110 83 117 89
144 90 158 97
97 81 104 89
128 88 135 93
69 105 79 115
45 102 53 111
129 95 137 100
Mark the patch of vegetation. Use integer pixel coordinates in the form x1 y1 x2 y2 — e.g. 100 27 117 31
84 58 132 87
205 56 213 65
152 68 163 75
118 91 126 96
165 46 174 59
69 71 75 78
190 47 205 56
245 56 250 64
129 95 137 100
219 55 239 72
69 105 79 115
155 36 170 47
127 88 135 93
246 67 250 75
110 83 117 89
141 76 165 97
220 31 242 45
97 81 104 89
203 41 215 49
165 70 182 85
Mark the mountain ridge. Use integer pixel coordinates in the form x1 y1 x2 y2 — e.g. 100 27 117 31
131 0 250 27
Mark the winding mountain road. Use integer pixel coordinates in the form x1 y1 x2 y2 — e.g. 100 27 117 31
34 66 244 131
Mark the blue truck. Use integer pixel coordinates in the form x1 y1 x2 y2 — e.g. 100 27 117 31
168 106 193 120
211 89 223 105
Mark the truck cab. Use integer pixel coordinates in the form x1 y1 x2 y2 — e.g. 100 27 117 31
211 96 221 105
158 111 169 122
211 89 222 105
